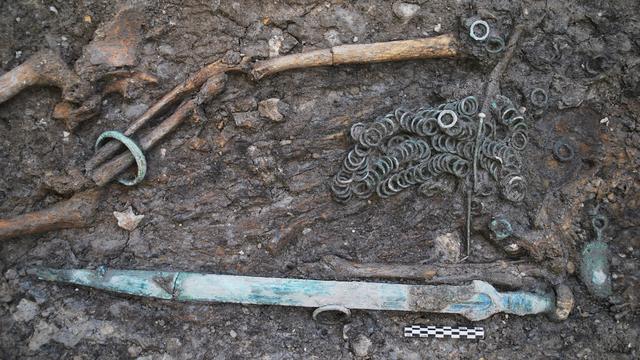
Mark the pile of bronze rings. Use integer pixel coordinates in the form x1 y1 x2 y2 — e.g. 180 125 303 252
331 95 530 203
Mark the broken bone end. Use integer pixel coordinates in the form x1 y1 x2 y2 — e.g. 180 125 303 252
548 284 574 321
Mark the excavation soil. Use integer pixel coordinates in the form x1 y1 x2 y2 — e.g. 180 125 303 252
1 1 639 359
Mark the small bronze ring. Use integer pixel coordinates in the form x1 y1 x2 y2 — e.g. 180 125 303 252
312 304 351 325
530 88 548 107
553 139 575 162
437 110 458 129
470 20 490 41
485 36 505 53
95 131 147 186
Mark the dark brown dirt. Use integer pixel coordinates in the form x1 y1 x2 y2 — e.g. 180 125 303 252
1 1 639 359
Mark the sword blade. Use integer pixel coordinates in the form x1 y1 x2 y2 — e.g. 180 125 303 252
30 268 555 321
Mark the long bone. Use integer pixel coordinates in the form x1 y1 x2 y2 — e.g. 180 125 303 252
0 50 90 105
0 189 101 240
314 255 562 289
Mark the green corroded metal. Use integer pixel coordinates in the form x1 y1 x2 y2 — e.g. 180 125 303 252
580 241 612 299
580 212 612 299
95 130 147 186
489 217 513 240
30 267 557 322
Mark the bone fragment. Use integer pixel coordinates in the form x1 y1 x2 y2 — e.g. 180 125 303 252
0 189 101 241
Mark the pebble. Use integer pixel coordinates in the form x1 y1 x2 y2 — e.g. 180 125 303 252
229 330 238 338
166 337 182 352
392 2 420 21
232 111 261 129
113 206 145 231
258 98 288 122
28 320 58 351
268 32 284 58
324 29 341 46
128 345 142 357
350 334 373 358
5 268 17 280
158 44 176 56
228 97 257 113
13 299 39 322
432 232 461 263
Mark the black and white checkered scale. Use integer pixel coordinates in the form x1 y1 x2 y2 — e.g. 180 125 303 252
404 325 485 339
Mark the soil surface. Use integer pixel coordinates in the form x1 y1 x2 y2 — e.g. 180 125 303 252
1 0 639 359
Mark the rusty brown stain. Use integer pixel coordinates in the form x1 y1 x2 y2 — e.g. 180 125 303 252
85 7 144 67
546 157 559 169
578 142 591 155
52 101 73 120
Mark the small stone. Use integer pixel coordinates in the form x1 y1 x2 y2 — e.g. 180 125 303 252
166 337 182 352
128 345 142 357
227 97 257 112
350 334 372 358
113 206 144 231
280 32 299 54
566 261 575 274
4 268 17 280
268 32 284 58
0 279 13 303
258 98 288 122
232 111 261 129
28 320 58 351
13 299 39 322
324 29 341 46
229 330 237 338
188 137 209 152
432 232 461 263
392 2 420 21
158 44 175 56
84 15 92 23
49 6 59 15
434 23 442 32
